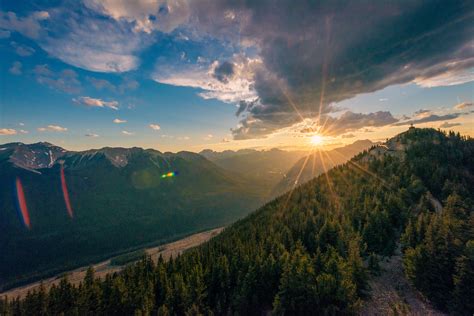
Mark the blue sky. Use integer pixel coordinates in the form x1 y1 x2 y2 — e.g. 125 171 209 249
0 1 473 151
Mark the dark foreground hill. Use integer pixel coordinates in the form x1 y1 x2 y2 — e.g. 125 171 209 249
1 128 473 315
0 143 263 290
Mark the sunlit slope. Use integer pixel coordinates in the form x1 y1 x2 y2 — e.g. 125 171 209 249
272 139 374 196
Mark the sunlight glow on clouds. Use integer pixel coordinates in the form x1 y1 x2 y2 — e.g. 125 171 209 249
38 125 67 132
0 128 17 135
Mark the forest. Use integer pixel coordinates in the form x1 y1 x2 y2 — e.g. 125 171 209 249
1 128 473 315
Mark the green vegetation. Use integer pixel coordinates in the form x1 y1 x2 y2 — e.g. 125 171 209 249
110 250 147 266
0 148 262 290
1 128 472 315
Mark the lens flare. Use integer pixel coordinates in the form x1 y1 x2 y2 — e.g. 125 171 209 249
161 171 179 179
14 177 31 229
60 165 74 218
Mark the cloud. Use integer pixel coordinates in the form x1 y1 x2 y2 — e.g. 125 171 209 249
414 67 474 88
394 113 460 126
11 41 35 56
221 137 231 143
33 65 81 93
0 128 17 135
439 122 461 128
113 118 127 123
149 124 161 131
379 98 388 102
341 133 355 139
85 133 99 137
30 4 147 73
87 77 139 93
320 111 399 136
0 10 49 39
204 134 213 140
19 129 28 134
188 1 474 139
212 61 235 83
38 125 67 132
153 55 260 104
87 77 116 92
9 61 22 75
454 102 473 110
73 96 118 110
84 0 191 34
121 130 134 135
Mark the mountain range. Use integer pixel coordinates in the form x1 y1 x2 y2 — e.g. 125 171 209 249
2 128 472 314
0 142 263 289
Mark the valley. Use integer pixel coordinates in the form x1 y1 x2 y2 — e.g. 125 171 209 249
0 228 223 300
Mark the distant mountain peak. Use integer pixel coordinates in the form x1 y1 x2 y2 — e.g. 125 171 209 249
0 142 67 170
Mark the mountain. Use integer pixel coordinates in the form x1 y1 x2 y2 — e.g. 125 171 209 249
272 139 375 196
0 143 264 290
0 142 67 170
200 148 307 197
3 128 472 315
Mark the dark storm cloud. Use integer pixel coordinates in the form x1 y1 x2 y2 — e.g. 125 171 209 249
192 0 474 138
322 111 399 136
394 113 460 126
213 61 235 83
439 121 461 128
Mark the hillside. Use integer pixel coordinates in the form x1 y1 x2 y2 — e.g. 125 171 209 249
272 140 374 196
0 143 263 290
1 128 473 315
200 148 307 197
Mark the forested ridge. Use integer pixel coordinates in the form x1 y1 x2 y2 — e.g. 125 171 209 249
1 128 473 315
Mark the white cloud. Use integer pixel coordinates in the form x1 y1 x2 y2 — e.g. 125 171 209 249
38 125 67 132
204 134 213 140
0 128 17 135
9 61 22 75
153 55 261 104
149 123 161 130
85 133 99 137
122 130 134 135
19 122 25 126
19 129 29 134
113 118 127 123
73 96 118 110
36 7 144 73
84 0 190 34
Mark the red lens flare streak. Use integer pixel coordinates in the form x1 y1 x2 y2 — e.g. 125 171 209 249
60 165 74 218
15 177 31 229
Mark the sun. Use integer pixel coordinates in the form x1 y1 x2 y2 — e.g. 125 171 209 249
310 134 324 146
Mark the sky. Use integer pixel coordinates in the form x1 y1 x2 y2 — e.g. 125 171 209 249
0 0 473 152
